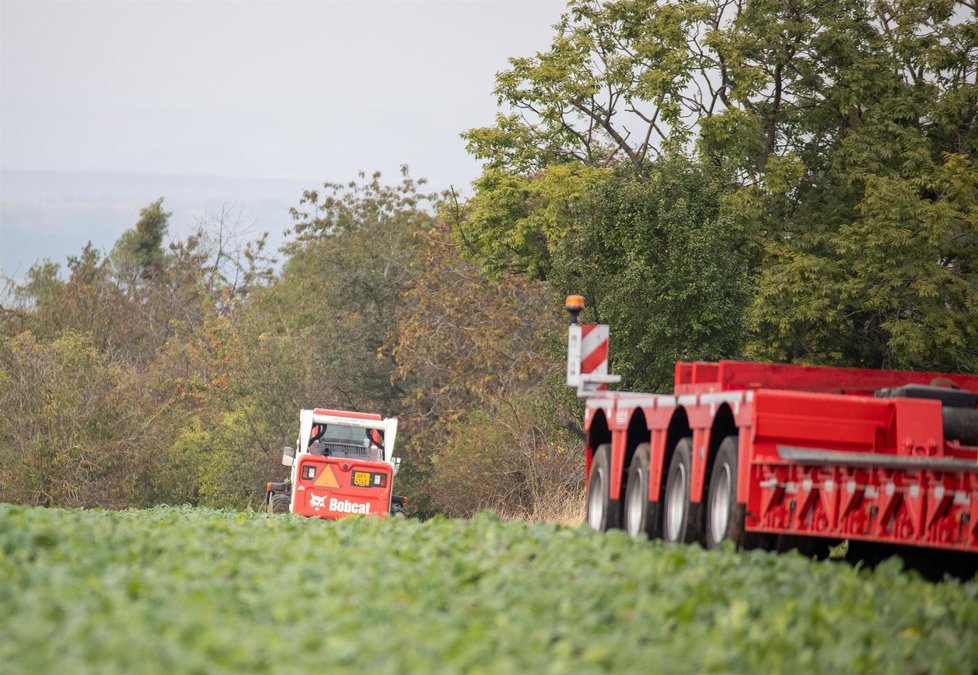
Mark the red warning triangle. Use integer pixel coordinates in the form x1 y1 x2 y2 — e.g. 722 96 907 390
314 465 339 488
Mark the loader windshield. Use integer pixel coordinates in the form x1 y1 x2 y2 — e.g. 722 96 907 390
315 424 382 461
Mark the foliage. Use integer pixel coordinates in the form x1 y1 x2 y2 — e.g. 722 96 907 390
194 406 276 510
396 222 562 419
111 198 170 281
394 222 581 515
456 157 750 390
2 505 977 673
731 0 978 369
462 0 710 173
463 0 978 375
749 153 978 369
0 198 278 510
0 332 141 508
453 164 608 281
247 169 437 412
427 395 583 518
467 0 977 177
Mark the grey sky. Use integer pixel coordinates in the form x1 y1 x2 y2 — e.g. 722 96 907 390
0 0 566 279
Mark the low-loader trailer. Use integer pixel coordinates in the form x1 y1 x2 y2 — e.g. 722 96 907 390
565 296 978 553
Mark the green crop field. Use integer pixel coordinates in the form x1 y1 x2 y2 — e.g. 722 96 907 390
1 505 977 674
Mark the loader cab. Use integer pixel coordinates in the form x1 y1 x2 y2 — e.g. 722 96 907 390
309 423 384 461
293 408 399 468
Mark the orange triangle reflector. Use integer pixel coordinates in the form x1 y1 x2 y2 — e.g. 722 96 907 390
314 465 339 489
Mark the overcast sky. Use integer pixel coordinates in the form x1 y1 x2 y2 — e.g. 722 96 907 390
0 0 566 279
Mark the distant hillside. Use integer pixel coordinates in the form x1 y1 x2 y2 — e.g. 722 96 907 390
0 169 308 281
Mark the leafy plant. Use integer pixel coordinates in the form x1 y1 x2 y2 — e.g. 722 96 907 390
1 505 976 673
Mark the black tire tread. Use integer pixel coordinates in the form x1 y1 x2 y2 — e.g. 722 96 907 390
706 435 740 549
268 494 290 515
624 442 661 539
586 443 620 531
663 437 702 544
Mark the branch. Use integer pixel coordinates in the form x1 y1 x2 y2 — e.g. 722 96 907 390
570 96 645 173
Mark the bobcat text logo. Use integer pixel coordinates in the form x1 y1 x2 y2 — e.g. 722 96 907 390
309 493 327 511
329 498 371 515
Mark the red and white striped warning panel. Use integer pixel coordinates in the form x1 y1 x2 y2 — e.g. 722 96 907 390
580 324 610 376
567 324 620 395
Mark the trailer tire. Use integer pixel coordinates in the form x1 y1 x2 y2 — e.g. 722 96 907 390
623 443 661 539
268 494 290 515
706 436 742 549
586 444 620 531
662 438 701 544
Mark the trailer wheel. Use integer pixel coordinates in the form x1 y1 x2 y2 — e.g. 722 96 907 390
623 443 661 539
662 438 701 544
586 444 619 531
706 436 742 549
268 494 290 515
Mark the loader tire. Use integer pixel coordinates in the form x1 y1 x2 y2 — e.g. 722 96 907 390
268 494 290 515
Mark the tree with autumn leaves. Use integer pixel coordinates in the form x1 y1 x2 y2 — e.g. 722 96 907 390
0 171 579 517
0 200 278 509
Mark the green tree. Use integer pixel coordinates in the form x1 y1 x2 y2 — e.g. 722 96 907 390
111 197 170 281
741 0 978 369
464 0 978 375
0 199 276 510
245 169 436 411
749 153 978 370
453 163 608 280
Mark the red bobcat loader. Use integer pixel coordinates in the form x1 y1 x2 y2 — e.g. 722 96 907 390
265 408 406 519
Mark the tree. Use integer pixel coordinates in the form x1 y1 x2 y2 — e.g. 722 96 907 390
749 153 978 370
742 0 978 369
453 163 608 281
111 198 170 281
464 0 883 178
245 169 436 411
464 0 978 374
0 331 143 507
0 199 277 510
394 221 582 516
463 0 710 174
456 157 749 390
202 170 440 508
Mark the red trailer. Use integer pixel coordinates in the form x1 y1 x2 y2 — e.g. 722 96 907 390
565 297 978 553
